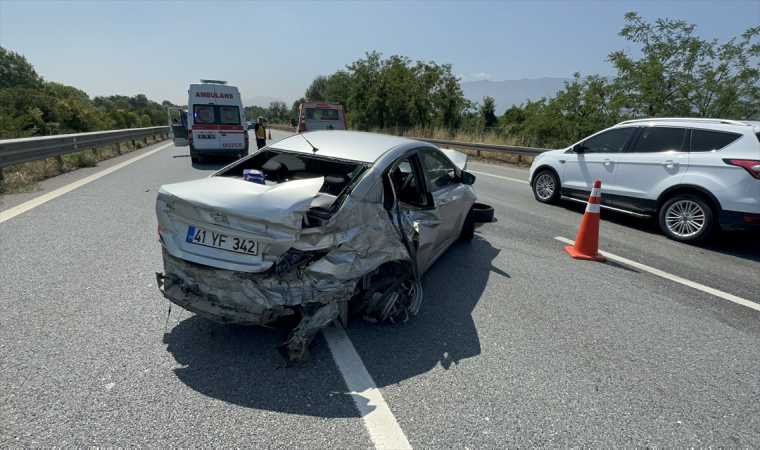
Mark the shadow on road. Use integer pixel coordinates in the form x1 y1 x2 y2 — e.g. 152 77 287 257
560 201 760 263
345 235 498 387
162 235 497 416
163 316 362 417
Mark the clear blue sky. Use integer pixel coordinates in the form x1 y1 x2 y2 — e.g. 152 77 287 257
1 1 757 105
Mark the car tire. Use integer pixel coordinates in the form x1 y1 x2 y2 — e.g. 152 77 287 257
533 170 560 204
658 194 715 244
191 156 199 164
459 206 475 241
473 203 494 223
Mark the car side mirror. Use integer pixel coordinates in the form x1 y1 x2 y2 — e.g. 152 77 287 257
461 171 476 185
572 144 583 153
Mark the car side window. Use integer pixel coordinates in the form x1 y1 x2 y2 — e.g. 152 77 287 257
390 156 427 207
421 150 456 191
691 129 742 152
580 128 635 153
631 127 687 153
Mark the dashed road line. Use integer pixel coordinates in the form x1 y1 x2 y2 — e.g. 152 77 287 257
469 170 529 185
322 324 412 450
555 236 760 312
0 142 173 224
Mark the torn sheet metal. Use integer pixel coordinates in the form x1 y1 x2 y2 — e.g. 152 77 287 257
158 249 357 322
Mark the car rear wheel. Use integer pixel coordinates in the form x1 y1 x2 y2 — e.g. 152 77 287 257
658 194 714 244
459 206 475 241
533 170 560 204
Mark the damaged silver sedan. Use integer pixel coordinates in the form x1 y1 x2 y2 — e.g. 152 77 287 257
156 131 478 360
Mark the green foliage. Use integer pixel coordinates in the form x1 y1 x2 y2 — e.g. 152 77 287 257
0 46 175 139
0 47 43 90
338 51 472 130
304 75 328 101
502 13 760 148
479 96 498 127
609 12 760 119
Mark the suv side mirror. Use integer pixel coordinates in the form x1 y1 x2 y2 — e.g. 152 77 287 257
572 144 583 153
461 171 476 185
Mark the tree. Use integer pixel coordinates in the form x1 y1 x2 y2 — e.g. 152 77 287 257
0 46 43 90
342 51 472 130
608 12 760 119
479 95 498 127
323 71 352 106
268 101 289 123
304 75 328 101
290 97 306 120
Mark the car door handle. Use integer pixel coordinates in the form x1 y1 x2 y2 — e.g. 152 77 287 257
662 160 678 169
438 198 454 206
602 159 613 166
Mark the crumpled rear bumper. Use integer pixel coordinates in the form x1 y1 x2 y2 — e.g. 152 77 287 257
156 249 357 326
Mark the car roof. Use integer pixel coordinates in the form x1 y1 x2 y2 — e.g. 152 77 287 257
615 117 753 128
269 130 426 163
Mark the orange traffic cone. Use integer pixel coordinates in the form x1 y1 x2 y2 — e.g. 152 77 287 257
565 180 607 262
268 130 272 140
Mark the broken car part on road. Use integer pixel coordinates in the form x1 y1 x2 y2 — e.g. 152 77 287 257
156 131 480 360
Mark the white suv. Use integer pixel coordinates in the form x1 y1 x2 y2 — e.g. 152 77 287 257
529 118 760 243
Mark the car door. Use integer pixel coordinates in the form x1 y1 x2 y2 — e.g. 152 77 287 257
387 152 441 278
420 149 471 259
167 107 188 147
611 126 689 214
562 127 637 203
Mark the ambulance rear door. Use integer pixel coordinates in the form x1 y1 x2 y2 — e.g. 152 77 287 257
214 84 247 153
167 107 189 146
190 84 221 152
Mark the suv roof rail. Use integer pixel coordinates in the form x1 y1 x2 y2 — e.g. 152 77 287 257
619 117 750 127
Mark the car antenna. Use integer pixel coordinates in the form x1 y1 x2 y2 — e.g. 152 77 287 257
299 133 319 153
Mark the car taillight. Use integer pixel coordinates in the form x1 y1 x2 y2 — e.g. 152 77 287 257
723 159 760 180
188 129 193 143
745 214 760 224
244 128 249 143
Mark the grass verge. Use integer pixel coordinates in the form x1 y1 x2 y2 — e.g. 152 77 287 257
0 136 167 195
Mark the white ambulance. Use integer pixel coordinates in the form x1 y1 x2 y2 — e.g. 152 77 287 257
168 80 248 163
295 102 348 133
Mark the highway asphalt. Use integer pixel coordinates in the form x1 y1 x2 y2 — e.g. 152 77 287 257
1 130 759 447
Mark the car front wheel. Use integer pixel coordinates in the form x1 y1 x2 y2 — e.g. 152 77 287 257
459 206 475 241
533 170 560 204
658 194 714 244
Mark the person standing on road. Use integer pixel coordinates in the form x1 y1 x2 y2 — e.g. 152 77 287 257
253 116 267 149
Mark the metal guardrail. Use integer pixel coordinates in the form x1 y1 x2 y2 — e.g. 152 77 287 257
413 138 553 157
0 126 170 169
264 125 555 157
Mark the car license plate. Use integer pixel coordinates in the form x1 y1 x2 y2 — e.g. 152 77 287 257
197 134 216 139
186 226 258 255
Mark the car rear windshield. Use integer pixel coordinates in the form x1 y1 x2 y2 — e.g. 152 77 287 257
193 105 241 125
305 108 340 120
691 129 742 152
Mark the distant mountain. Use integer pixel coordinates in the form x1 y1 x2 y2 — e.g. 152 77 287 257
460 78 571 115
242 96 285 108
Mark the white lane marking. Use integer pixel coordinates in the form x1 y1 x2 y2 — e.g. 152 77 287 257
469 170 529 185
0 142 173 224
322 324 412 450
555 236 760 312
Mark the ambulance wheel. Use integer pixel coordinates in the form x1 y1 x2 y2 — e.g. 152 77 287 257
191 156 199 164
